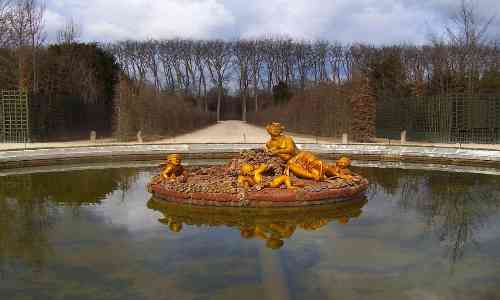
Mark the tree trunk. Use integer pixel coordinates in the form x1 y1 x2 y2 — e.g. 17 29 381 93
242 92 247 121
254 92 258 113
217 84 222 121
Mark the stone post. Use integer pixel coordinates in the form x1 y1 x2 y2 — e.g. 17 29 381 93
90 131 96 143
401 130 407 144
342 133 348 144
137 130 143 143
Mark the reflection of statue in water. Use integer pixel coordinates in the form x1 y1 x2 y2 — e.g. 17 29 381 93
147 195 367 250
159 217 183 233
240 224 296 249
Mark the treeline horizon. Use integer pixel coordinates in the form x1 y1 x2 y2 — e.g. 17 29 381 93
107 33 500 99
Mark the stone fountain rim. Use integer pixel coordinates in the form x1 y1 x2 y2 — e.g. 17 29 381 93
1 143 500 171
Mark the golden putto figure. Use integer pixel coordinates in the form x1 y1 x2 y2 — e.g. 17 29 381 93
151 154 187 185
326 156 359 182
265 122 349 182
160 154 186 180
237 163 268 188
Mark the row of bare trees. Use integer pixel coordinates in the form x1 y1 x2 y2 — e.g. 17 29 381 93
107 34 500 121
0 0 45 91
106 39 360 121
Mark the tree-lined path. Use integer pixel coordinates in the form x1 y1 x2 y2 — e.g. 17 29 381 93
0 121 324 150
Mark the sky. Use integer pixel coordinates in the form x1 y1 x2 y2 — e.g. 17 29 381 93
44 0 500 45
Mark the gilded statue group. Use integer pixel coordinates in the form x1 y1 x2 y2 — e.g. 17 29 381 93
153 122 360 189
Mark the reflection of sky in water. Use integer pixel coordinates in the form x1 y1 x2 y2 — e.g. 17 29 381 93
84 172 164 232
1 167 500 299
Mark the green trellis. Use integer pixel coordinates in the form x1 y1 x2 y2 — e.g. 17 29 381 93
376 94 500 144
0 90 30 143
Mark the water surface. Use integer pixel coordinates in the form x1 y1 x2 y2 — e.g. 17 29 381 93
1 166 500 300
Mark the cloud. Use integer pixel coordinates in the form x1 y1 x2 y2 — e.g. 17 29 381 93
46 0 236 42
44 0 500 44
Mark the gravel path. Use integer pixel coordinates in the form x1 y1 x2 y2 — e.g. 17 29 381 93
157 120 321 144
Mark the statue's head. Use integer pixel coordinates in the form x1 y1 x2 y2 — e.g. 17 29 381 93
336 156 351 168
167 153 182 165
266 122 285 137
241 163 254 175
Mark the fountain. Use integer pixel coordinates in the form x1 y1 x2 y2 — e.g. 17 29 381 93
148 122 369 207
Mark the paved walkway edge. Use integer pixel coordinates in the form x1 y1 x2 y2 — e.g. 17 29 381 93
1 143 500 170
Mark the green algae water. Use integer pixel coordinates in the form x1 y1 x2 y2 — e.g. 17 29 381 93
1 166 500 300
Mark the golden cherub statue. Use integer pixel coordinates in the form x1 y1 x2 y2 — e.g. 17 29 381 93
265 122 298 161
269 175 295 189
151 154 187 185
265 122 327 181
237 162 298 190
265 122 358 183
237 163 269 188
326 156 360 182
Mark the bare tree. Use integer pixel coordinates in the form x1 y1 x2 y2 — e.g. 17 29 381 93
158 39 176 90
311 41 329 83
0 0 11 47
434 0 496 93
328 42 344 84
249 39 263 112
234 40 252 121
193 40 208 111
57 18 81 44
143 39 161 91
205 40 232 121
261 38 276 91
6 0 45 91
294 41 310 90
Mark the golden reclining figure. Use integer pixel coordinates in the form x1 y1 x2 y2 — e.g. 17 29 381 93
265 122 357 182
